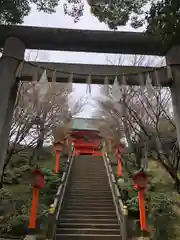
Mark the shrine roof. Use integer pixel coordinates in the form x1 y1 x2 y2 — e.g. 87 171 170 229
72 118 99 131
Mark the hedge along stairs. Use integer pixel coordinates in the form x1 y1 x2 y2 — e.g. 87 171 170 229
55 155 122 240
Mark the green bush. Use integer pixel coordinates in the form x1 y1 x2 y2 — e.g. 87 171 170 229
3 214 29 235
150 193 176 240
38 147 54 161
0 188 13 217
0 188 12 201
127 196 139 213
4 164 32 185
3 170 19 184
40 168 60 206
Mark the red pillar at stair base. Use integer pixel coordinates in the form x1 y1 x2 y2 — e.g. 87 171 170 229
117 153 122 177
138 190 147 231
28 187 39 229
55 150 60 173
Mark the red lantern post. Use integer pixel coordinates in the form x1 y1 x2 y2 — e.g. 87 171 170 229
132 171 148 232
53 141 64 173
115 142 125 177
117 152 122 177
29 169 45 229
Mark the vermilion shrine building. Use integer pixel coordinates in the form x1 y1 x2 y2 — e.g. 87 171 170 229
71 118 103 156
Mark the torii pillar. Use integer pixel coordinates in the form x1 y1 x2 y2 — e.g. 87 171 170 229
166 46 180 149
0 37 25 178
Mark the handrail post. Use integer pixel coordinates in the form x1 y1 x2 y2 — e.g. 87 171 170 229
46 204 56 240
121 205 128 240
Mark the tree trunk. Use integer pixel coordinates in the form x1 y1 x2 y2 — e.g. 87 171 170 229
158 153 180 194
29 121 45 166
175 177 180 194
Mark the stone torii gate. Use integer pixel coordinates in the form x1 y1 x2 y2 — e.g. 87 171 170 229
0 24 180 178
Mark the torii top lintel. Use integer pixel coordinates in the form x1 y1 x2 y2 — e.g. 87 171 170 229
0 25 168 56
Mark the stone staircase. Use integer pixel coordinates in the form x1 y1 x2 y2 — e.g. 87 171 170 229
56 155 121 239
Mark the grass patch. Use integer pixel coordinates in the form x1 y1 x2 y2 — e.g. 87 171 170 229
39 155 55 169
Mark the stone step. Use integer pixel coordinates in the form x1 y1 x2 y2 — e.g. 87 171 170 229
65 195 113 200
71 170 106 172
56 228 121 235
55 234 121 240
71 168 105 170
69 183 109 186
71 167 105 170
69 180 108 184
67 192 112 195
71 172 107 174
72 166 105 168
71 166 105 169
61 210 117 215
73 160 103 163
69 183 108 186
63 206 116 211
69 184 110 187
59 213 117 220
69 177 108 180
71 164 105 166
66 201 113 206
58 218 118 224
69 183 110 187
71 180 108 186
66 191 112 195
72 163 104 165
67 189 111 193
66 200 114 205
72 163 104 166
67 194 113 199
56 222 120 229
65 203 114 208
71 172 106 173
66 194 112 198
68 180 109 184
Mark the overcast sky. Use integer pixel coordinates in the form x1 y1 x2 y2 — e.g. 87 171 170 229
23 2 165 118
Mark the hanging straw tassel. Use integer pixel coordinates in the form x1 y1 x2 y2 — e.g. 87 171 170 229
112 76 122 102
68 72 73 93
52 70 56 82
104 76 109 96
146 72 152 85
154 69 160 86
33 65 40 82
86 74 92 94
138 72 144 85
122 73 126 85
120 74 127 97
146 72 153 97
15 61 24 78
167 65 173 80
